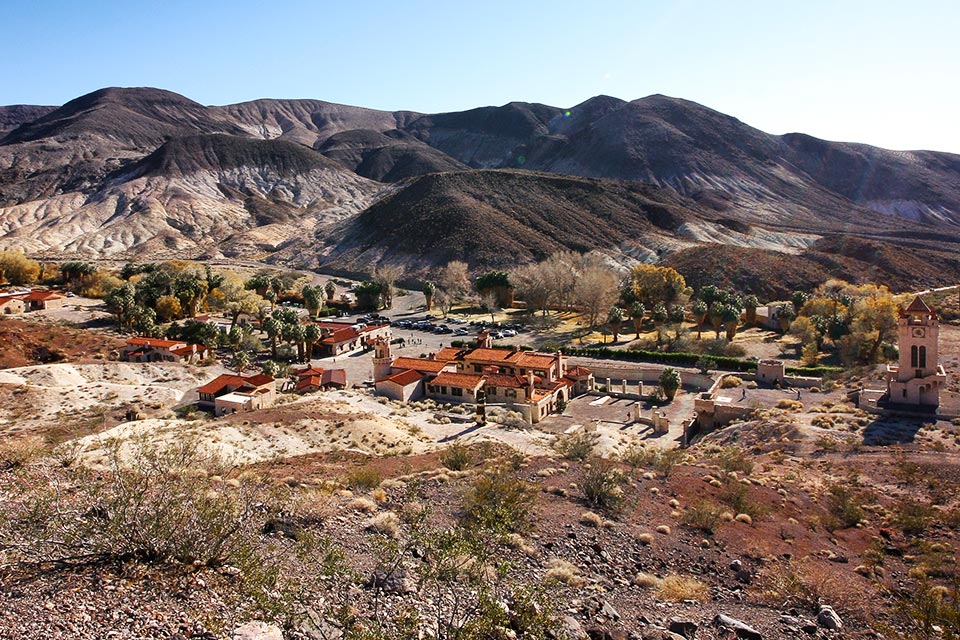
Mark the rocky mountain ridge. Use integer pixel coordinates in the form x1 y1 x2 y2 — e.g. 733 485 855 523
1 87 958 284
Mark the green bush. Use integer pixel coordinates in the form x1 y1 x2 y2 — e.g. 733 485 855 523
825 484 865 530
580 460 628 513
553 430 598 461
439 442 472 471
681 499 724 533
462 469 536 534
343 465 383 490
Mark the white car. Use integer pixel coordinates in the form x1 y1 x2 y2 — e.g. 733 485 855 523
502 329 517 337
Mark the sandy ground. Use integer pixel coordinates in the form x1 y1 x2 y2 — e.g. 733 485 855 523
71 388 557 467
0 361 219 439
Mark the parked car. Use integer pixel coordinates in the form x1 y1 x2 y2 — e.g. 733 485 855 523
502 329 517 337
454 328 469 335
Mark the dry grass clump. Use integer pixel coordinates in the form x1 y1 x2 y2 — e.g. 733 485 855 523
633 572 660 589
545 558 586 586
579 511 603 527
366 511 400 538
681 499 724 534
777 399 804 412
637 532 654 545
657 575 710 603
720 376 743 388
553 430 598 461
350 497 378 513
343 465 382 490
735 513 753 525
656 524 671 535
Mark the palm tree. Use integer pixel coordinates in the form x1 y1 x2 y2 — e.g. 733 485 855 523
324 280 337 302
630 302 646 338
692 300 708 340
232 350 251 375
709 302 728 340
304 323 321 361
263 316 281 359
422 280 436 311
608 306 626 343
743 295 759 326
659 367 682 402
722 304 741 341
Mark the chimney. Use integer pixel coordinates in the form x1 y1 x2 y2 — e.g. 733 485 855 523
527 370 535 399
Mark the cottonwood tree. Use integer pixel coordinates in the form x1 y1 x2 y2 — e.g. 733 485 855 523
0 251 41 285
512 263 550 316
541 250 580 310
624 264 689 309
573 255 619 336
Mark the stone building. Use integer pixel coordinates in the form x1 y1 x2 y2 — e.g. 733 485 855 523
886 296 947 407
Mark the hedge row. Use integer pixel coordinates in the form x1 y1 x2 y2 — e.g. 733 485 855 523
558 346 758 372
449 341 843 377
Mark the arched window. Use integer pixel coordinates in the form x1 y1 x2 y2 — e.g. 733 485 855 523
911 345 918 368
919 346 927 369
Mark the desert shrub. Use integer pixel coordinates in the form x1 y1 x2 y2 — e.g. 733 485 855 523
366 511 400 538
720 375 743 388
891 497 935 535
580 460 627 513
462 469 536 534
890 577 960 640
755 558 870 620
544 558 585 586
343 465 383 490
824 484 865 530
718 481 767 520
657 575 710 603
619 442 659 469
439 442 472 471
681 499 724 534
579 511 603 527
654 447 685 478
0 437 45 471
0 439 277 572
777 399 804 411
553 430 598 461
715 446 754 475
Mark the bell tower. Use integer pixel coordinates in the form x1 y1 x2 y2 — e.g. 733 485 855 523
887 296 946 406
372 337 393 381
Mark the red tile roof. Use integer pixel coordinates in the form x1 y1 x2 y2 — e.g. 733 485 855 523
905 296 933 314
392 357 449 373
565 366 593 377
433 347 463 362
126 337 186 349
197 373 274 395
465 348 515 362
483 374 528 389
20 290 64 301
514 352 559 369
379 369 423 386
431 372 485 390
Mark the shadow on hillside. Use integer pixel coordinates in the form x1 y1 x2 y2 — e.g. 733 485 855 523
861 417 925 445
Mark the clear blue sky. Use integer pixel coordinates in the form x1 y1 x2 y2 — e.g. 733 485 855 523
3 0 958 152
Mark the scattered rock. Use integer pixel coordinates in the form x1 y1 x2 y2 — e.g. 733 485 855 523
712 614 762 640
668 618 698 639
817 605 843 630
232 621 283 640
553 615 589 640
366 567 416 594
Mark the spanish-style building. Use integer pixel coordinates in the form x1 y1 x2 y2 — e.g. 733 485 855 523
120 337 207 363
314 321 392 357
196 373 277 416
293 366 347 393
0 289 66 314
372 330 594 423
886 296 947 407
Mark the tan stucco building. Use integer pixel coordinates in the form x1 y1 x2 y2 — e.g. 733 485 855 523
886 296 947 407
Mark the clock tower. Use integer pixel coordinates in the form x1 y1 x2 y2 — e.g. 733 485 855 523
887 296 946 406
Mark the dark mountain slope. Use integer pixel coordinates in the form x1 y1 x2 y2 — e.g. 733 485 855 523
2 87 246 147
0 105 57 136
664 237 960 300
404 102 562 168
128 134 346 179
317 129 467 182
321 169 706 271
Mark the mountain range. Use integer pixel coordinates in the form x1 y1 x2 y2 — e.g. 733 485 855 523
1 86 959 294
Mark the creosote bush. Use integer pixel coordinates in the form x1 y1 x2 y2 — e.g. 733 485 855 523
343 464 383 490
552 430 598 461
440 441 473 471
461 468 536 534
580 460 628 514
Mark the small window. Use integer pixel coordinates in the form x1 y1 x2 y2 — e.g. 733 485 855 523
902 389 907 398
452 388 462 396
